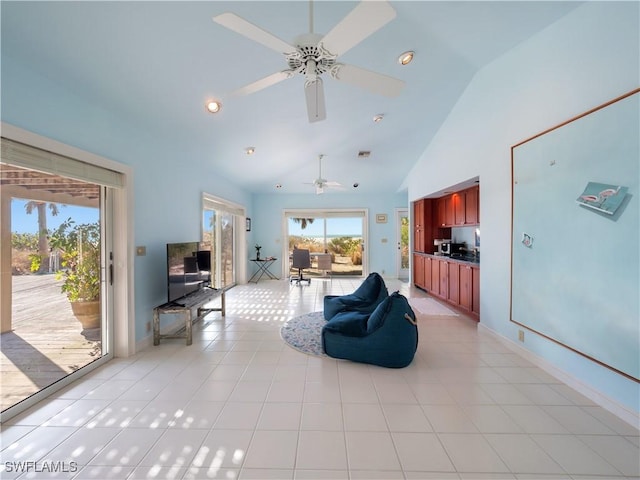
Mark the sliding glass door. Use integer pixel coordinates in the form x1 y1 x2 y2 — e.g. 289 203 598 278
285 210 366 278
202 194 245 289
1 159 115 416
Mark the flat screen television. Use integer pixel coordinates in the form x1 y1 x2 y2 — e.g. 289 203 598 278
166 242 211 304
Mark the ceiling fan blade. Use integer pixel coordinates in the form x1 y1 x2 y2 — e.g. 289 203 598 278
231 70 294 96
213 12 296 54
305 78 327 123
320 1 396 57
333 64 405 97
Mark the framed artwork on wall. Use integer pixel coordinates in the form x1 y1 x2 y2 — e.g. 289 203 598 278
376 214 388 224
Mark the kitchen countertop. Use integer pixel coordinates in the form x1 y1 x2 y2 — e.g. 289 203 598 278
421 252 480 265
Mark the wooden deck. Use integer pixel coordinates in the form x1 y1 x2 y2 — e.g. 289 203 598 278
1 275 101 412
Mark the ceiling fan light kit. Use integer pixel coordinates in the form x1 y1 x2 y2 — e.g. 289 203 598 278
212 1 405 123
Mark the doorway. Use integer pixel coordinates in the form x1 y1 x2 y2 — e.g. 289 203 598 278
202 193 246 289
1 164 114 414
396 208 409 279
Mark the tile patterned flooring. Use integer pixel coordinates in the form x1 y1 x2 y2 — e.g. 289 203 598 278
1 278 638 479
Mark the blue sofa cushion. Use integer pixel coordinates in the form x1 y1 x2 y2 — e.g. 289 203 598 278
322 292 418 368
323 311 369 337
323 272 388 321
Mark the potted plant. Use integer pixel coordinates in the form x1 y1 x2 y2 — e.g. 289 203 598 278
50 219 101 330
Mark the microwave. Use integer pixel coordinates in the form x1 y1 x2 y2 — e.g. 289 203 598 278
441 242 464 255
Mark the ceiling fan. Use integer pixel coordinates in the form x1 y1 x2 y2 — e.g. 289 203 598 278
212 1 405 123
306 155 343 194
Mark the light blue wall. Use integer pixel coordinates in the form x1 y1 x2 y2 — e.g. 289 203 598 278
405 2 639 412
1 54 406 343
1 54 252 342
251 192 408 278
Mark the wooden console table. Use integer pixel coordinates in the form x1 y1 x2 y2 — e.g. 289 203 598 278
153 287 225 346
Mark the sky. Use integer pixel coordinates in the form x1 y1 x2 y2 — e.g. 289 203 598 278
10 199 363 237
11 199 99 234
288 217 362 237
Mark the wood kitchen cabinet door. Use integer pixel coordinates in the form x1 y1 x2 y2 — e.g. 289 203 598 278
436 197 446 227
454 192 465 225
447 262 459 304
413 200 425 252
413 254 425 289
444 196 454 226
439 260 449 299
459 265 473 311
430 258 440 297
424 256 433 291
472 266 480 316
436 196 454 227
465 187 479 225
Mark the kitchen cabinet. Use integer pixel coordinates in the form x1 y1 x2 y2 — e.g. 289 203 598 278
412 182 480 319
454 192 465 225
413 199 437 253
439 259 449 299
472 266 480 316
430 257 440 297
447 261 459 304
451 187 479 226
465 186 479 225
460 264 473 311
415 255 479 321
413 254 425 289
459 263 479 320
413 200 425 253
424 256 433 291
437 196 454 227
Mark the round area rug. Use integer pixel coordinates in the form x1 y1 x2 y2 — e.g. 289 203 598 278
280 311 327 356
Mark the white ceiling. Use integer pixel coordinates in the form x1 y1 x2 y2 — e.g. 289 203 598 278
1 1 581 195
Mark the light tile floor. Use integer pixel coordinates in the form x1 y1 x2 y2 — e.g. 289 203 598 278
1 278 638 479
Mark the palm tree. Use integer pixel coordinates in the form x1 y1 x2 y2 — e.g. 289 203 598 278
292 218 315 229
24 201 59 273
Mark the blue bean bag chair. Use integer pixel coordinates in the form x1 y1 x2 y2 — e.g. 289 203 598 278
322 292 418 368
323 272 388 321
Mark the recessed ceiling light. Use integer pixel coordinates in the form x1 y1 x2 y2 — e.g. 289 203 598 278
245 147 255 155
373 114 384 123
398 51 414 66
205 100 222 113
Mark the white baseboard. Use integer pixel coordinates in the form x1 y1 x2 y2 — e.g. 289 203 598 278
135 334 153 353
478 323 640 429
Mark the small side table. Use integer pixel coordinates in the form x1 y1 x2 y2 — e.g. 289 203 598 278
153 287 225 346
248 257 278 283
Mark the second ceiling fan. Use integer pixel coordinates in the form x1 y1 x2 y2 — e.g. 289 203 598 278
213 1 405 123
306 155 343 194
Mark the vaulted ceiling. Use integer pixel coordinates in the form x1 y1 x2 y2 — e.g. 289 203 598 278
1 1 580 195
